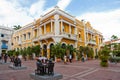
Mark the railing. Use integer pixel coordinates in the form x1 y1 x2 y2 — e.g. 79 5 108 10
18 40 22 45
40 32 54 40
1 37 9 41
1 44 8 49
87 40 96 45
61 32 77 40
32 36 40 42
86 28 95 34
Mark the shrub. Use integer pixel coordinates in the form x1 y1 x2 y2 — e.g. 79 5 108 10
100 61 108 67
100 56 108 67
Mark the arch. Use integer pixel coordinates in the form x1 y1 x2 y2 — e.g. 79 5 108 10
47 42 55 49
70 43 74 48
61 43 66 48
43 44 47 57
50 43 54 59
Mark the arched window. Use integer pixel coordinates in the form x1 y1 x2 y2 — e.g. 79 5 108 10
43 44 47 57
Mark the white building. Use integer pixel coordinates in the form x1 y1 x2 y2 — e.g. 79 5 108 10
0 26 13 55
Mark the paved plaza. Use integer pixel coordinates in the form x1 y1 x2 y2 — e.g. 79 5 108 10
0 59 120 80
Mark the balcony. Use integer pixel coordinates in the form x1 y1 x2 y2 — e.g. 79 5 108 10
99 43 104 47
60 32 77 40
87 40 96 45
1 44 8 49
39 32 54 40
86 28 95 34
1 37 9 41
18 40 22 45
32 36 40 42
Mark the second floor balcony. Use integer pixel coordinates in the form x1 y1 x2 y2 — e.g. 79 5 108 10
39 32 54 40
1 37 9 42
18 40 22 45
87 39 96 45
60 32 77 40
1 43 8 49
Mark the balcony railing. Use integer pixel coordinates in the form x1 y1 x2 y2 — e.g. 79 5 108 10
87 39 96 45
1 44 8 49
18 40 22 45
61 32 77 40
40 32 54 40
32 36 40 42
1 37 9 41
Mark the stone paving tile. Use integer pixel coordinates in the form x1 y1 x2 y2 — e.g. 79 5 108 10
79 69 120 80
0 59 120 80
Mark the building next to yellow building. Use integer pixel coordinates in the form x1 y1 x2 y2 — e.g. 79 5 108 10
12 6 103 59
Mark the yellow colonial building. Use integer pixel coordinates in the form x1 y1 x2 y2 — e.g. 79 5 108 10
12 6 103 58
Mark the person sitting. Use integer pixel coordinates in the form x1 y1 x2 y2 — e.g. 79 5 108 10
35 59 44 75
14 56 21 67
47 60 54 75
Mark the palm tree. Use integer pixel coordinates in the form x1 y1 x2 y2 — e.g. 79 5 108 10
111 35 118 40
13 25 22 30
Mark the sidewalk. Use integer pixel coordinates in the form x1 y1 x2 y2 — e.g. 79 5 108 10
0 59 120 80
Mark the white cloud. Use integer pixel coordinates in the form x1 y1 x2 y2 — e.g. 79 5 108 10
29 0 46 18
77 9 120 41
57 0 72 10
0 0 33 27
0 0 72 27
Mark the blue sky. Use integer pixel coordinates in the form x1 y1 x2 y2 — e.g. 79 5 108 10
0 0 120 41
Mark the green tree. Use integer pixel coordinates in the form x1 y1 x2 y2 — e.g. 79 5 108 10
22 48 27 61
51 43 65 59
32 45 41 57
76 46 84 60
111 35 118 40
7 50 15 57
99 45 110 67
13 25 22 30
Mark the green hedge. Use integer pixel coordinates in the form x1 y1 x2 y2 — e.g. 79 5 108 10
109 57 120 63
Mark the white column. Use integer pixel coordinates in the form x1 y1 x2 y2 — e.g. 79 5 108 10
44 24 46 34
51 20 53 32
54 14 60 35
75 27 77 35
91 34 92 40
61 20 63 33
32 29 34 38
39 27 42 35
69 24 71 34
37 28 39 37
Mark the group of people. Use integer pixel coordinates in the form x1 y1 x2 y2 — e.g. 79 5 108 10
0 53 8 63
64 54 72 64
36 56 54 75
0 53 21 67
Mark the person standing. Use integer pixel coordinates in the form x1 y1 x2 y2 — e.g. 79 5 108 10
69 54 72 63
64 55 67 64
4 53 8 63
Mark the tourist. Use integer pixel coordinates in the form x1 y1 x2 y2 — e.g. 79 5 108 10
69 54 72 63
64 55 67 64
4 53 8 63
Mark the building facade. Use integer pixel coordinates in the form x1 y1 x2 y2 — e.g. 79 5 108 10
0 26 13 55
12 7 103 58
